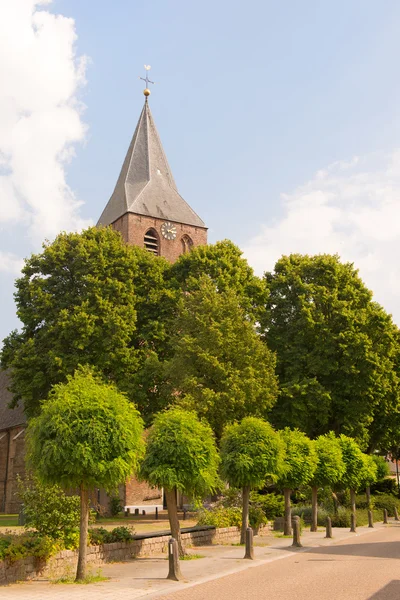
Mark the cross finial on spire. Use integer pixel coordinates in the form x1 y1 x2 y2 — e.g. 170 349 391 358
139 65 154 99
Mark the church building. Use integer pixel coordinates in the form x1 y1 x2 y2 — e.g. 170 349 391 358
0 78 207 514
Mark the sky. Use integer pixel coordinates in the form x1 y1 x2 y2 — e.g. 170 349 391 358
1 0 400 345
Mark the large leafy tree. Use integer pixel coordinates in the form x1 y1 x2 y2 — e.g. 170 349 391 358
169 239 268 318
165 276 278 439
309 432 345 531
1 227 173 419
277 428 318 535
140 408 219 557
220 417 284 544
262 254 400 448
26 367 144 581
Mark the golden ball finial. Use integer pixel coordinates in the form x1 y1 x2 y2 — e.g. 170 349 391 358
143 88 151 97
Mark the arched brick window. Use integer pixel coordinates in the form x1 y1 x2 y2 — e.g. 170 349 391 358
144 228 159 255
181 234 193 254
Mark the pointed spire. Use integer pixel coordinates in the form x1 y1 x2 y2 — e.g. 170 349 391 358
97 100 205 229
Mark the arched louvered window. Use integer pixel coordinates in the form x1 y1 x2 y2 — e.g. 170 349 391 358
144 228 159 255
181 234 193 254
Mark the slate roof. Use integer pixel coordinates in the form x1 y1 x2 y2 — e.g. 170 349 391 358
0 370 26 431
97 99 206 229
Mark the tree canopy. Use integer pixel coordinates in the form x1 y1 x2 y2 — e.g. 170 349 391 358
220 417 284 490
277 428 318 490
1 228 147 418
165 276 278 439
140 407 219 555
220 417 284 543
262 253 400 448
310 432 345 489
338 435 366 492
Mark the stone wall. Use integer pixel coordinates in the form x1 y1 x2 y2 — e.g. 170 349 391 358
0 526 240 585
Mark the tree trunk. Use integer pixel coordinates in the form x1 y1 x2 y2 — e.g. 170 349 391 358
350 489 356 516
76 484 89 582
396 454 400 492
332 491 339 515
311 486 318 532
366 485 371 508
240 486 251 544
284 488 292 536
165 488 186 557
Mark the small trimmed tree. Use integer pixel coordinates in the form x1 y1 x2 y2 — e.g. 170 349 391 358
277 428 318 535
140 408 220 557
26 367 144 581
220 417 285 544
309 433 345 531
338 435 366 519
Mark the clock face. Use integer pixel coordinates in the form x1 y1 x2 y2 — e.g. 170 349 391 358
161 221 177 240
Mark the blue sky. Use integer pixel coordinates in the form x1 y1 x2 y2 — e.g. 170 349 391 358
1 0 400 345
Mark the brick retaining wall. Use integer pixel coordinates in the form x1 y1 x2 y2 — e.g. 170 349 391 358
0 526 241 585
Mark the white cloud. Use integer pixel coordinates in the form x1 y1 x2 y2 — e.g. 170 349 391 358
0 252 24 275
0 0 91 246
243 150 400 323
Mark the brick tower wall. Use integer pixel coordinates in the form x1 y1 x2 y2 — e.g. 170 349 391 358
112 213 207 263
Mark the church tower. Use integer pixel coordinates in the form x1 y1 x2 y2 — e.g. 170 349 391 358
98 75 207 262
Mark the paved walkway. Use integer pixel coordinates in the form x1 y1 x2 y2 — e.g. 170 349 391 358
1 522 398 599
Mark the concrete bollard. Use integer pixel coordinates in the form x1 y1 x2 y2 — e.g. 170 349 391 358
244 527 254 560
395 507 399 522
350 513 356 533
368 510 374 528
292 516 302 547
167 538 183 581
325 517 332 539
383 509 388 524
183 508 187 521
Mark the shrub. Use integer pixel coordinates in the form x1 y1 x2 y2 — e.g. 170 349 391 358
0 533 60 563
370 478 398 496
373 493 400 516
250 492 284 520
330 507 352 528
291 505 330 527
108 494 123 517
249 506 267 529
88 526 135 545
197 507 242 528
17 476 80 548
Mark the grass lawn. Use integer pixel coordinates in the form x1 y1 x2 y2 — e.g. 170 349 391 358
96 511 198 534
0 514 19 528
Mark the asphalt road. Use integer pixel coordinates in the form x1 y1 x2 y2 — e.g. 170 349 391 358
157 524 400 600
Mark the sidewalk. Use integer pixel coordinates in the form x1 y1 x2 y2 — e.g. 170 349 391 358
0 522 388 600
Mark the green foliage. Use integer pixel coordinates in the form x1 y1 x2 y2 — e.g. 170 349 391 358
220 418 284 490
250 492 284 520
88 526 135 545
1 227 144 418
291 504 330 526
277 428 318 490
197 506 242 528
373 493 400 516
0 533 61 563
359 454 378 488
339 435 366 491
371 477 398 495
372 456 390 481
262 253 400 447
248 506 268 528
169 240 268 319
17 477 80 548
166 277 278 439
27 367 144 490
310 432 345 488
108 495 123 517
140 408 220 497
